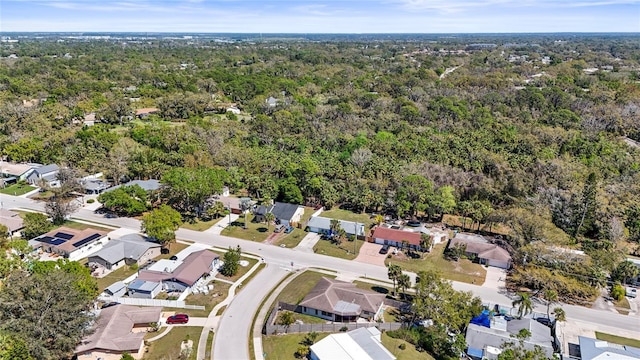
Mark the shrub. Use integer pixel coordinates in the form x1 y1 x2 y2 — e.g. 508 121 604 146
611 284 626 301
86 199 95 204
399 343 407 350
129 263 139 271
339 326 348 332
121 353 135 360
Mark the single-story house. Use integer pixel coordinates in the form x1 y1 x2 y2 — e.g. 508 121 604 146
81 178 110 194
135 107 159 119
0 162 35 182
26 163 60 187
448 233 512 269
216 195 253 214
371 226 425 251
310 327 396 360
75 305 162 360
29 226 109 261
299 277 385 322
87 234 162 271
137 250 219 293
104 179 162 193
104 281 127 297
578 336 640 360
417 226 449 247
254 201 304 225
466 314 556 360
307 216 366 237
127 279 162 299
0 208 24 237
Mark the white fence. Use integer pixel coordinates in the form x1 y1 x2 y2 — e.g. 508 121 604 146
99 295 205 310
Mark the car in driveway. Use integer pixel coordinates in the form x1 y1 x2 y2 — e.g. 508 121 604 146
274 224 285 233
379 244 390 254
166 314 189 324
284 225 294 234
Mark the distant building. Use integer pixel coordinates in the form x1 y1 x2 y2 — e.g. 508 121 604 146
578 336 640 360
0 209 24 237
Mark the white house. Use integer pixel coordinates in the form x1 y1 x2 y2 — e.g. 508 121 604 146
310 327 396 360
307 216 365 237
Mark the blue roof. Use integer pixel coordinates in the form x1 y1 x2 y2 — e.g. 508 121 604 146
467 347 484 358
470 310 491 328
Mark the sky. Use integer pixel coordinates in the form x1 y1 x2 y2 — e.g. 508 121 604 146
1 0 639 33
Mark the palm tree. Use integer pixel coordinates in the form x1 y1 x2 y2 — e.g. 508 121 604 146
264 212 275 231
420 233 433 257
398 274 411 300
387 264 402 296
552 307 566 322
543 289 558 319
512 292 533 319
277 311 295 333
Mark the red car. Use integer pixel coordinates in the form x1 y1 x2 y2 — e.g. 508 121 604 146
166 314 189 324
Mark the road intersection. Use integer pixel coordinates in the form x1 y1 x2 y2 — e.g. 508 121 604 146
4 193 640 360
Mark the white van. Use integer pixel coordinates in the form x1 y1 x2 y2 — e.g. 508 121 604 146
626 287 637 298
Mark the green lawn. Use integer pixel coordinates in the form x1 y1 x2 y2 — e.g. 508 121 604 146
313 239 365 260
276 271 335 305
180 282 231 317
221 215 270 242
144 326 201 360
382 332 435 360
614 297 631 315
181 218 220 231
320 208 373 226
274 228 307 248
215 256 258 283
262 333 329 360
62 220 112 232
353 280 394 296
299 206 316 224
96 242 188 291
386 243 486 285
383 307 400 323
0 183 36 196
595 331 640 348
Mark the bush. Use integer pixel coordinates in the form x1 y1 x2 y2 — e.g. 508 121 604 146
611 284 626 301
339 326 348 332
129 263 139 271
86 199 95 204
399 343 407 350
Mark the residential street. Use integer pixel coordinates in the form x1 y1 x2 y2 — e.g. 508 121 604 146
5 193 640 359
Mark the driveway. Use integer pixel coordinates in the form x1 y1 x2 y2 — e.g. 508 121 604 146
205 214 239 235
483 266 507 289
294 232 320 253
353 241 387 267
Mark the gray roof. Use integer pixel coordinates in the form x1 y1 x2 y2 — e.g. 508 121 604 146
271 202 302 222
299 277 385 316
465 319 554 358
307 216 365 236
36 164 59 175
89 234 160 264
105 281 126 295
128 279 161 292
579 336 640 359
82 179 110 191
104 179 162 193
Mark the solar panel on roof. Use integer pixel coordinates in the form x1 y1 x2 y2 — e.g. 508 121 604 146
39 236 54 243
54 232 74 240
50 238 66 246
72 233 102 248
38 236 66 246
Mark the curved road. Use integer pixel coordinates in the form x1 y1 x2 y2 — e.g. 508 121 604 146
6 194 640 359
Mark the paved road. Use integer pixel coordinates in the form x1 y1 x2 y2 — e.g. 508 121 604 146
212 264 289 360
7 194 640 356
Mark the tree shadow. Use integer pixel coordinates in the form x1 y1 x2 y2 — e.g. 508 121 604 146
257 227 268 233
371 286 389 294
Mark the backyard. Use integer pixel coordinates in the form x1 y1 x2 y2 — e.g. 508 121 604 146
262 333 329 360
276 270 335 305
386 243 487 285
313 238 365 260
382 332 435 360
144 326 201 360
320 208 373 227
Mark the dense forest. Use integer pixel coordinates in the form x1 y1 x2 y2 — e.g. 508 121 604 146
1 34 640 301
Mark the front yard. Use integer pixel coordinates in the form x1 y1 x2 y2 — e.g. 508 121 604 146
220 215 270 242
179 282 231 317
274 228 307 248
181 217 220 231
144 326 201 360
385 243 487 285
262 333 330 360
313 239 365 260
0 183 36 196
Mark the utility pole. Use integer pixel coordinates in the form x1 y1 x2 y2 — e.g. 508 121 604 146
354 222 358 254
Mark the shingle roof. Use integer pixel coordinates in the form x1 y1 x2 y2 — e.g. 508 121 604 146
104 179 161 193
299 277 385 316
450 233 512 263
75 305 162 355
31 226 108 253
271 202 302 222
466 319 554 358
138 250 219 286
35 163 59 175
89 234 160 264
0 209 24 232
372 227 422 246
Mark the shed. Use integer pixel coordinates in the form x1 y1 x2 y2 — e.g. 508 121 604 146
105 281 127 297
127 279 162 299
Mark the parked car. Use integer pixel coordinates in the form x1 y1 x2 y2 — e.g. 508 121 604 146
406 220 421 227
169 255 178 261
166 314 189 324
379 244 390 254
627 287 637 298
284 225 294 234
101 302 120 309
274 224 285 233
536 317 553 327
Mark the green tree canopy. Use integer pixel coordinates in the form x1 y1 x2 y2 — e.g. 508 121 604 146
98 184 149 216
141 204 182 248
22 212 53 239
161 167 228 215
